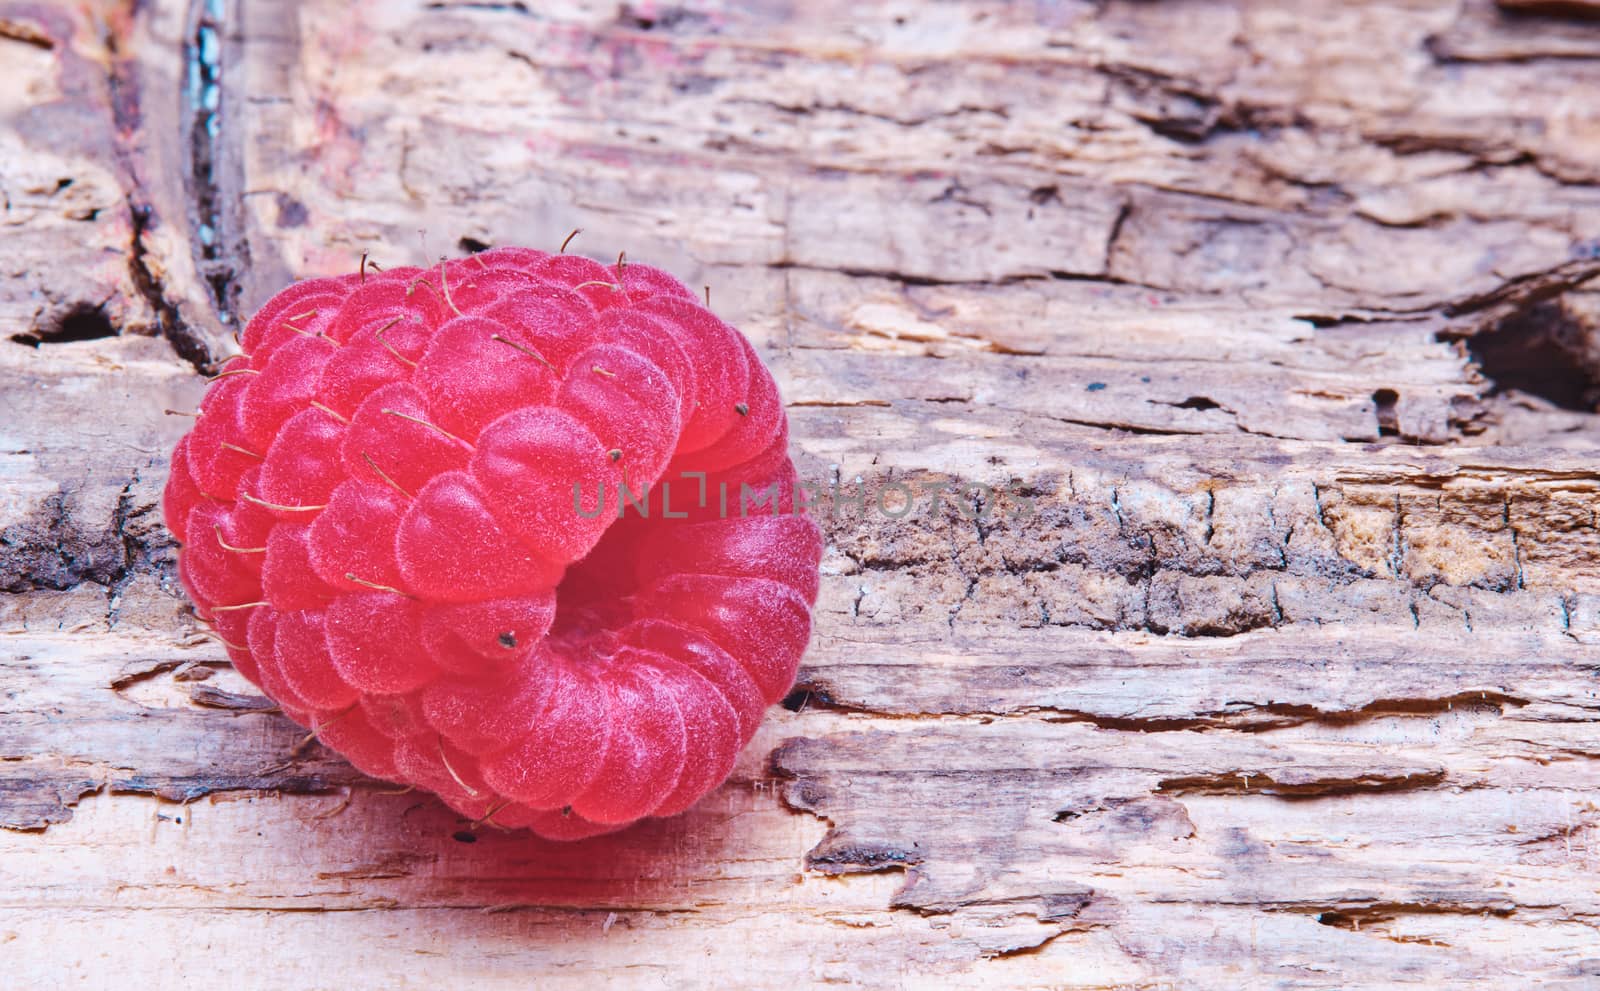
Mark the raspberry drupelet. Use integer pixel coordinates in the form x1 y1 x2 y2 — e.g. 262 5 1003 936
163 247 822 839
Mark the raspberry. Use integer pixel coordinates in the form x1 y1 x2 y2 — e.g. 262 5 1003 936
164 248 822 839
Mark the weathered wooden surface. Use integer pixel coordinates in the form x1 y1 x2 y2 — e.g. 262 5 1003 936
4 0 1600 987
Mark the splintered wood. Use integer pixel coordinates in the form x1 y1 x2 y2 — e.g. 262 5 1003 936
2 1 1599 988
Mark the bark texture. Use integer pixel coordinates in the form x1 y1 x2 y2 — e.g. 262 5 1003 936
3 0 1600 987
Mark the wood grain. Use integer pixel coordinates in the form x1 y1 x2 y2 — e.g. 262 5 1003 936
3 0 1599 987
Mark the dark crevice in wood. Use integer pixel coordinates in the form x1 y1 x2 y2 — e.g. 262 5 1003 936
423 0 532 14
1372 388 1402 436
1249 693 1528 727
185 0 244 329
1303 898 1516 931
103 12 214 371
1101 64 1302 147
0 15 53 50
782 681 1529 734
127 198 213 370
1496 0 1600 20
616 5 711 34
1155 768 1449 799
1464 298 1600 412
8 302 116 346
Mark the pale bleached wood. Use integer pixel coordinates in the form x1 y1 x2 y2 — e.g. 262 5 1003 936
3 0 1600 988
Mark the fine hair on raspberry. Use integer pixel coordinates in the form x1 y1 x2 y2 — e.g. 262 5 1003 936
163 246 823 840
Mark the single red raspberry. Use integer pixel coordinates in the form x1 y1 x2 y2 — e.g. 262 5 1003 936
163 247 822 839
